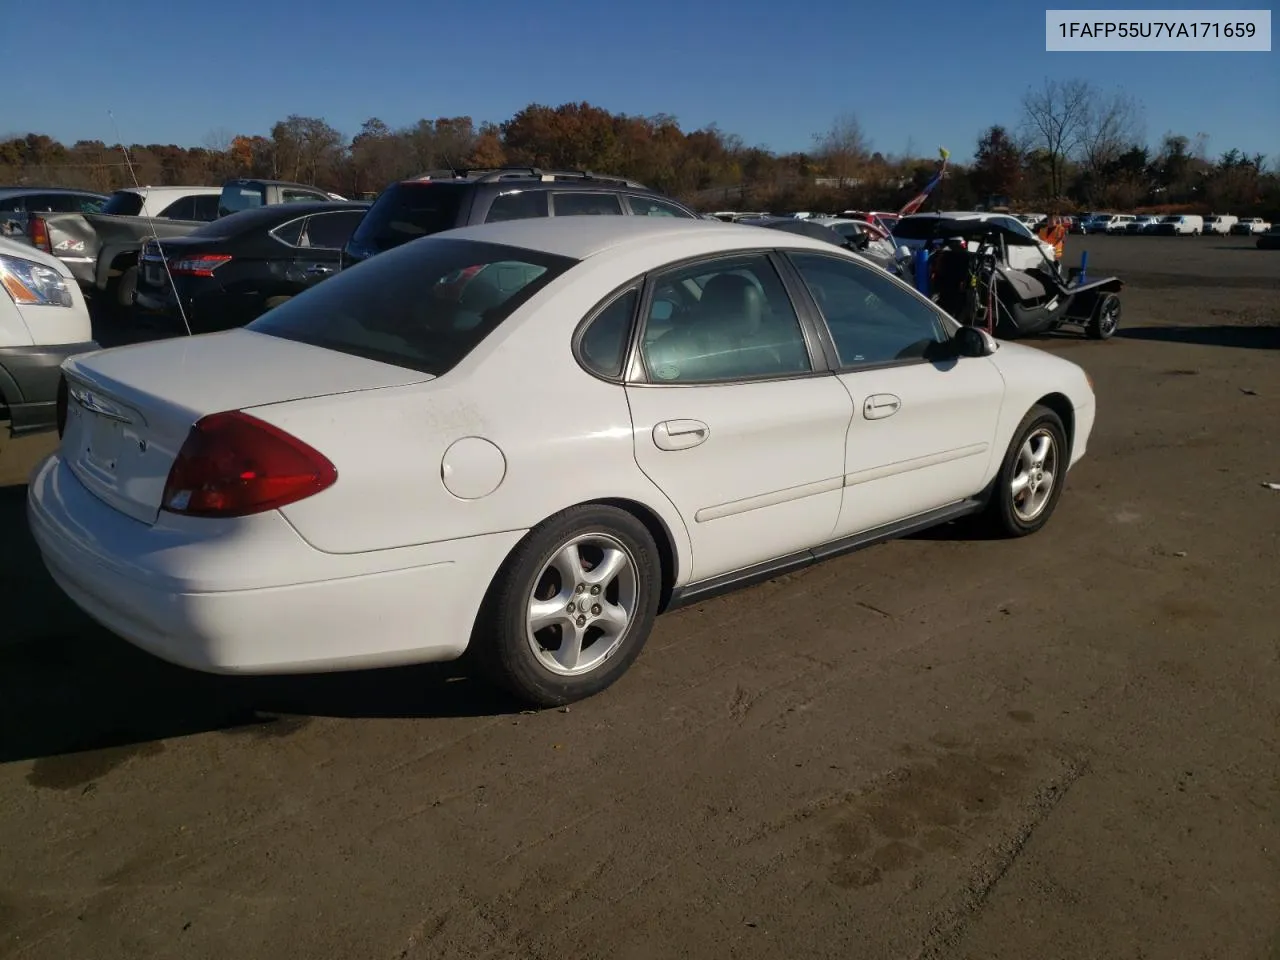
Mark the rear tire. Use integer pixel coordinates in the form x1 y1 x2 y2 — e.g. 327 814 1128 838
1086 293 1121 340
470 504 662 707
981 405 1069 538
115 265 138 310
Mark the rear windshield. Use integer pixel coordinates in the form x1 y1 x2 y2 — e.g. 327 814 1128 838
219 183 267 218
248 238 577 376
886 217 936 239
347 182 468 254
101 191 145 216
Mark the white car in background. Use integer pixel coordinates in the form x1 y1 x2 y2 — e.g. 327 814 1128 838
1204 215 1238 235
27 217 1096 706
892 211 1058 271
1231 217 1271 235
0 237 99 445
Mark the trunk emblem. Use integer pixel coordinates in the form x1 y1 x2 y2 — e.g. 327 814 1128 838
69 386 133 424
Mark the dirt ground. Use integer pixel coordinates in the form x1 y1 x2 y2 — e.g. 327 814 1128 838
1 235 1278 960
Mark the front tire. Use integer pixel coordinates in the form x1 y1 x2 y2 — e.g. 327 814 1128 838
981 405 1069 538
471 504 662 707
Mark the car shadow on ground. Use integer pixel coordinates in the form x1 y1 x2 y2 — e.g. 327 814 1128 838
1117 324 1280 350
0 483 525 766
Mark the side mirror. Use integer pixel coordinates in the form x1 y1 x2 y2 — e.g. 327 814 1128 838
953 324 995 357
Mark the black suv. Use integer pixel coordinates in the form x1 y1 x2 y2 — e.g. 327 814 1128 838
341 167 699 267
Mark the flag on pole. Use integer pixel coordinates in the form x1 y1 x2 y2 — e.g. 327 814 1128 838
897 147 951 217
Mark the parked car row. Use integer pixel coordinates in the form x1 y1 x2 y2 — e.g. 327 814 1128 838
1070 211 1271 236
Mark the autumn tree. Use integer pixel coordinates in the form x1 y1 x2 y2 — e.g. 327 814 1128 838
812 113 870 185
970 125 1024 203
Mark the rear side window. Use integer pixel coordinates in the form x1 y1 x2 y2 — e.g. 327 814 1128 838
626 195 693 218
158 196 196 220
283 188 327 203
192 195 220 221
484 190 548 223
347 183 468 254
301 210 366 249
248 239 578 376
101 191 145 216
578 288 639 379
552 192 623 216
78 195 106 213
219 183 266 217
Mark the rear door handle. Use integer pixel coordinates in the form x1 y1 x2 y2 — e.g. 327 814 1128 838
306 263 335 275
653 419 710 451
863 394 901 420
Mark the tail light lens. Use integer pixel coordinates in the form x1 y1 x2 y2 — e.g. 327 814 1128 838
168 254 232 277
161 411 337 518
55 375 68 438
27 216 51 253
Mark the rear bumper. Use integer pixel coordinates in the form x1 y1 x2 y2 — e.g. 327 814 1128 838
26 453 525 674
0 341 100 435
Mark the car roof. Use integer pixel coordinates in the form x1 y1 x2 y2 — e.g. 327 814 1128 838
0 186 108 198
431 216 844 260
202 200 371 231
116 185 221 195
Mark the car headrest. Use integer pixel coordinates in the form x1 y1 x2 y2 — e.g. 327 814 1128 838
699 273 763 332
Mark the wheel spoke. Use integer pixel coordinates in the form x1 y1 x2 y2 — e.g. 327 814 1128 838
529 597 572 633
1038 469 1055 493
555 624 585 670
585 547 628 588
1011 472 1032 497
550 542 587 587
1029 434 1051 467
595 600 631 639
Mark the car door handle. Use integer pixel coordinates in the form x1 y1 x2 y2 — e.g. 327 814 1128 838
653 419 710 451
863 394 901 420
305 263 335 275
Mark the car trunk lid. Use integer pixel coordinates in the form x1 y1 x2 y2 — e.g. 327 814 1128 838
59 328 434 525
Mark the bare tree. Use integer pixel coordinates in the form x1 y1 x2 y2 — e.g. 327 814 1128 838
813 113 870 185
202 127 236 154
1019 78 1093 199
1079 89 1144 177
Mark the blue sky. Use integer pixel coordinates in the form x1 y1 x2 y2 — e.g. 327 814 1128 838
8 0 1278 162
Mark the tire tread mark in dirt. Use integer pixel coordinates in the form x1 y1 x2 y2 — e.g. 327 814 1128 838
909 755 1090 960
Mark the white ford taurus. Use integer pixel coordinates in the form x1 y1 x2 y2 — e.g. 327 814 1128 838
27 217 1095 706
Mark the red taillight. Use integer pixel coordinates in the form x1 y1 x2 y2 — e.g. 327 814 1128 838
161 411 337 518
55 375 68 438
27 216 51 253
168 254 232 277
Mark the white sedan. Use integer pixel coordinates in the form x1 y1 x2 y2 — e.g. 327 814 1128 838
27 217 1096 706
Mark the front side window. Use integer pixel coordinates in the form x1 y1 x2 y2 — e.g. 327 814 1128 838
788 252 949 366
552 192 623 217
249 239 577 376
639 254 812 383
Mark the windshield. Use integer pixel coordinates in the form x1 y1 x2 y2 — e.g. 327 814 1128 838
347 182 468 254
101 191 144 216
219 183 267 218
249 238 577 376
